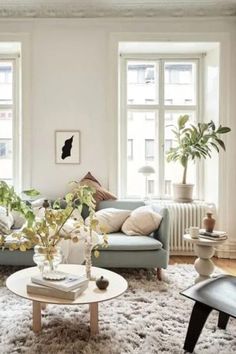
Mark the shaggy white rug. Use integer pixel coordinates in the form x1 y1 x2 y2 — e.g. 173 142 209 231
0 265 235 354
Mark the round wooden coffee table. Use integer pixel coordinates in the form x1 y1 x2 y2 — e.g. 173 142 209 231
183 234 227 283
6 264 128 335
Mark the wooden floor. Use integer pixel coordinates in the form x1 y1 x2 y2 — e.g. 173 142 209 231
169 256 236 276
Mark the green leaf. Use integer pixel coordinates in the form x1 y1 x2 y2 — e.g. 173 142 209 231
178 115 189 129
216 127 231 134
208 120 215 131
215 138 226 150
210 142 219 153
22 189 40 197
65 193 73 204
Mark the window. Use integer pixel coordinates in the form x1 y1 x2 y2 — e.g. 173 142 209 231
165 64 193 85
0 140 12 159
145 139 154 161
145 112 155 120
0 57 20 187
120 56 199 198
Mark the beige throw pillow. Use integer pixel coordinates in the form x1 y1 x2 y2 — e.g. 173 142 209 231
86 208 131 234
121 205 162 236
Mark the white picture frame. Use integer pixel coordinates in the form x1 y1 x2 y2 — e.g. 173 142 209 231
55 130 80 164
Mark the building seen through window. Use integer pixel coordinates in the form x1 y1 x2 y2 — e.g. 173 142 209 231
145 139 155 161
121 58 198 198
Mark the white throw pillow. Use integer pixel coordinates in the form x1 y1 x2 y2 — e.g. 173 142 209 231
85 208 131 234
0 207 14 235
121 205 162 236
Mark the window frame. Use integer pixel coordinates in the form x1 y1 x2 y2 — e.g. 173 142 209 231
127 138 133 160
119 53 203 199
0 54 21 189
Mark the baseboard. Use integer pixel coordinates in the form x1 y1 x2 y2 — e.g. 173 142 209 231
171 243 236 259
215 243 236 259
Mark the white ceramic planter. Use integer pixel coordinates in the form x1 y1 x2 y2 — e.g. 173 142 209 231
172 183 194 203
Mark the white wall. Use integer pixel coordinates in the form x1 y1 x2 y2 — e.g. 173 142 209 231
31 26 109 197
0 17 236 256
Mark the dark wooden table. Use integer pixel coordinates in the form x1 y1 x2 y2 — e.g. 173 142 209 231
181 275 236 353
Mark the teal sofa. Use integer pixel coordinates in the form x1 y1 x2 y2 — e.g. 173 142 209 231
0 200 170 277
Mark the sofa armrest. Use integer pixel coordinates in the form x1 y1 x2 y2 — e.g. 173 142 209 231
152 206 170 252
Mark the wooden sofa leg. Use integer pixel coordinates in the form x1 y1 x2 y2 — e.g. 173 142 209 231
156 268 162 281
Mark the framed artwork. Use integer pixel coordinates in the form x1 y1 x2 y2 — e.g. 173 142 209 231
55 130 80 164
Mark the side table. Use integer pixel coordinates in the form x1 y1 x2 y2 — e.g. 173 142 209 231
183 234 227 283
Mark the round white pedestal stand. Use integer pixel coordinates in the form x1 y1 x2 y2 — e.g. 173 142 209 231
183 234 227 283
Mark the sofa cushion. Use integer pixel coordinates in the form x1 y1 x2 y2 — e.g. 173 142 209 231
78 172 117 207
85 208 131 234
97 233 162 251
122 205 162 236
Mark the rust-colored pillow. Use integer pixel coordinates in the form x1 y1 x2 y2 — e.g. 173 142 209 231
79 172 117 206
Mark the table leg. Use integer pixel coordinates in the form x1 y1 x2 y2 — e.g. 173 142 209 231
90 302 99 335
184 301 212 353
194 244 215 283
32 301 42 333
218 311 230 329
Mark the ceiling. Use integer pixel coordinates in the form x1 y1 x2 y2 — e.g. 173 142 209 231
0 0 236 18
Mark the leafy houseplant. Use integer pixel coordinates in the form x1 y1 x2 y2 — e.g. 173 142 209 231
166 115 231 202
3 184 107 279
0 181 38 227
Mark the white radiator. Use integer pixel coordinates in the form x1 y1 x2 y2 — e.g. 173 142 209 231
155 201 215 255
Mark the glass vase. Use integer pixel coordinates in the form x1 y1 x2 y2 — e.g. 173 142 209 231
33 245 62 276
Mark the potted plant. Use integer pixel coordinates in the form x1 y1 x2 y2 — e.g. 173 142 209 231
166 115 231 202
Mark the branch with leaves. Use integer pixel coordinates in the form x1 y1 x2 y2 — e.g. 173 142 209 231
166 115 231 184
3 184 108 272
0 181 39 227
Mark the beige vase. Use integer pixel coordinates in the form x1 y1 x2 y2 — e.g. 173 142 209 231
172 183 194 203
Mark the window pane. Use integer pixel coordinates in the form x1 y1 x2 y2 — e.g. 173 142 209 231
164 112 196 196
127 61 158 105
0 62 13 105
145 139 154 161
0 109 13 182
147 180 154 194
127 111 158 197
164 62 196 105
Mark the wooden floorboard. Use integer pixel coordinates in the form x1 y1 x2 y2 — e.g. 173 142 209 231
169 256 236 276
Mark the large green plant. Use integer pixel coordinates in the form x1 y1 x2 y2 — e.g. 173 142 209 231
0 181 38 227
166 115 231 184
